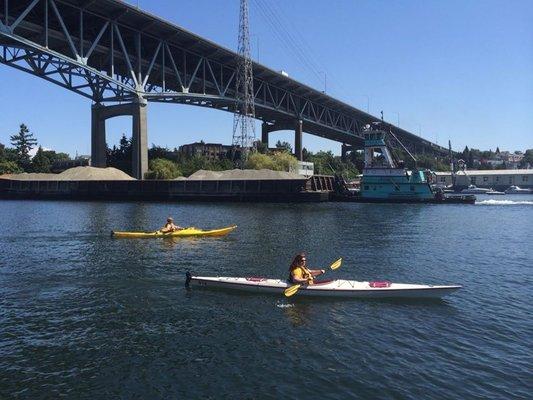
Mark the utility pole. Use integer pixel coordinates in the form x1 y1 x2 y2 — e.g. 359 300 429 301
232 0 256 163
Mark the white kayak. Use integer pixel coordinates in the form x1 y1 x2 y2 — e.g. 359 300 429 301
185 274 461 299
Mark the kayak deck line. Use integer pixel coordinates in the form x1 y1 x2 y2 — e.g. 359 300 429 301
185 274 462 299
112 225 237 238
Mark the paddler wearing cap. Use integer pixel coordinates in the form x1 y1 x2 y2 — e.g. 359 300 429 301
159 217 182 233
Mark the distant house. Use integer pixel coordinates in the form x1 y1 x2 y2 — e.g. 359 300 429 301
489 151 525 169
178 142 233 160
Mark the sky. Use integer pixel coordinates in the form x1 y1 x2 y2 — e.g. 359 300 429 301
0 0 532 156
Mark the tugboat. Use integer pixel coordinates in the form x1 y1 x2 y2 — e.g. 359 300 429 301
334 123 475 204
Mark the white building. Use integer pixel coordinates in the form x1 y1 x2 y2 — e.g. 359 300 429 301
434 169 533 190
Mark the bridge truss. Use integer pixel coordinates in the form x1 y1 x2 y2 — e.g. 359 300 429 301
0 0 448 168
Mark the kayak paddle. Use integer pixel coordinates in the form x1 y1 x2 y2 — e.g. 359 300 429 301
284 258 342 298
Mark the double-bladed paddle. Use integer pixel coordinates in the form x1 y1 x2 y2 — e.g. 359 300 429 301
284 258 342 297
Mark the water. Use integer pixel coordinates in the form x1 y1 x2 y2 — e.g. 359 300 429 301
0 196 532 399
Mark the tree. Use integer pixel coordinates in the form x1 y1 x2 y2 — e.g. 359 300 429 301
107 134 132 175
308 150 335 175
496 147 500 154
43 150 70 164
521 149 533 168
468 149 474 168
245 153 274 170
145 158 182 179
254 140 268 154
0 161 23 175
271 151 298 172
10 124 37 170
32 146 51 172
302 147 311 161
275 140 292 153
148 144 173 160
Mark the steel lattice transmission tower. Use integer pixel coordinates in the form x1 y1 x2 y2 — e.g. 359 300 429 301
232 0 256 160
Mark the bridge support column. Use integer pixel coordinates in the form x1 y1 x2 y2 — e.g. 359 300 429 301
261 122 269 147
91 105 107 168
131 99 148 180
90 99 148 179
294 119 303 161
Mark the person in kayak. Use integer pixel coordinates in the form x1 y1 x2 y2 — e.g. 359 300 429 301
160 217 182 233
288 253 325 285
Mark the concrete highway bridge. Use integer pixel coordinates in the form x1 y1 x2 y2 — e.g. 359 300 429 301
0 0 448 178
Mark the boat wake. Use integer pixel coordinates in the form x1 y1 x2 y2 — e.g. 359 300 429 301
476 199 533 206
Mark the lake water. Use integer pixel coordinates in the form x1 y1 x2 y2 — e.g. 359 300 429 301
0 196 532 399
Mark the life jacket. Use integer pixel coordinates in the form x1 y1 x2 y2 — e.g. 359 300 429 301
288 266 313 283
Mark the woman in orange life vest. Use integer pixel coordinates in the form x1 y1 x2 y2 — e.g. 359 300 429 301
288 253 325 285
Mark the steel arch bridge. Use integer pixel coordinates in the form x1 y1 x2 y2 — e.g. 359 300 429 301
0 0 447 178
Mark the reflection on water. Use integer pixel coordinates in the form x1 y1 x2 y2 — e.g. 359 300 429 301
281 302 313 327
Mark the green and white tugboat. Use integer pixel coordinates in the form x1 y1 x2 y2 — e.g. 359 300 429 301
337 123 475 204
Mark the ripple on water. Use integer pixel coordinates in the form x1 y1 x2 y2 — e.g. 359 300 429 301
0 200 532 399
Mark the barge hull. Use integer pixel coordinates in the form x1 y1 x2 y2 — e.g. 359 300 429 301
0 178 332 202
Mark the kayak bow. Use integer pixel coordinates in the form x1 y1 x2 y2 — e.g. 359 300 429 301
186 274 461 299
112 225 237 238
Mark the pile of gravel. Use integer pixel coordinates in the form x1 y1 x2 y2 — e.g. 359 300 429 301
182 169 305 181
1 166 135 181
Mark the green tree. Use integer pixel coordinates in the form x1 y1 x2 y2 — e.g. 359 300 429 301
10 124 37 170
521 149 533 168
179 154 213 177
245 153 274 170
275 140 292 153
271 151 298 171
43 150 70 164
254 140 268 154
148 144 174 161
0 160 23 175
146 158 182 179
32 146 51 172
308 150 335 175
107 134 132 175
468 149 474 168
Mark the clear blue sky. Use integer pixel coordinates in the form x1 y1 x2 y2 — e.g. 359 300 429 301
0 0 531 156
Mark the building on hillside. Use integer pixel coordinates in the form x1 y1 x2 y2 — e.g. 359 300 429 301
500 151 524 169
479 151 525 169
433 169 533 190
178 142 233 160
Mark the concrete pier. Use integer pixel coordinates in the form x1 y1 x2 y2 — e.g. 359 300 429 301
91 99 148 179
261 122 269 147
295 120 303 161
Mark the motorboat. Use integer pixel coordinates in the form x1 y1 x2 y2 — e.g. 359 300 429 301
461 185 494 194
505 185 532 194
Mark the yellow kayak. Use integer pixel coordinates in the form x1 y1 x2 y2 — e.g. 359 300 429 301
112 225 237 238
